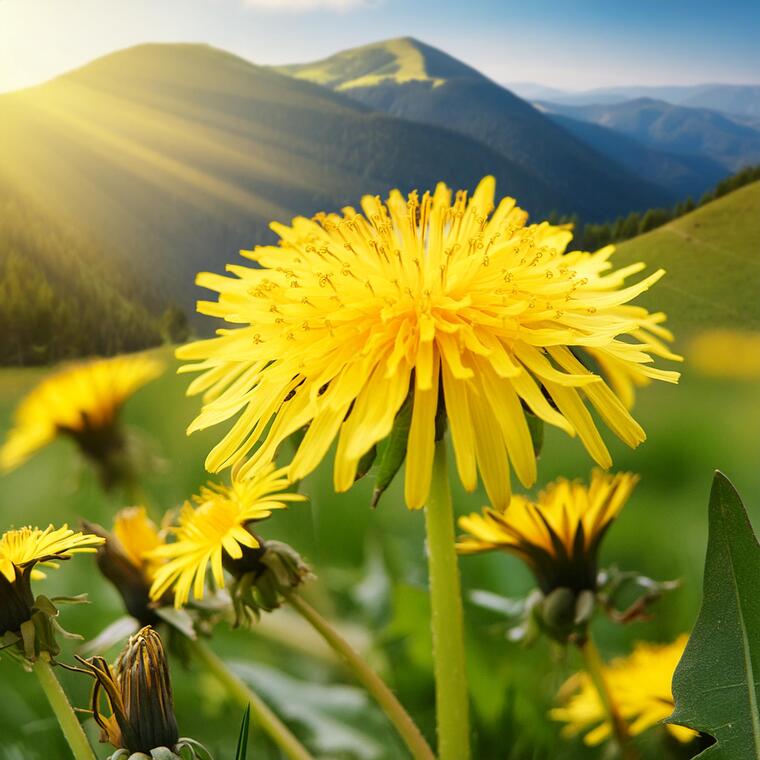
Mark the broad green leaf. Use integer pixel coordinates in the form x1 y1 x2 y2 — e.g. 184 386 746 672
235 704 251 760
669 471 760 758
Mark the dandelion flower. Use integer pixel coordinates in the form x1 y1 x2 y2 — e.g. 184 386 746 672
458 470 637 593
551 635 696 745
0 524 103 637
0 354 163 484
149 464 304 608
179 177 679 509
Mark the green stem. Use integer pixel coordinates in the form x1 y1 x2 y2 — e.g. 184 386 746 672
286 591 436 760
424 438 470 760
185 636 314 760
32 654 97 760
581 635 639 760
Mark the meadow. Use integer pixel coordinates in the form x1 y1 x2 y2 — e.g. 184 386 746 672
1 343 758 759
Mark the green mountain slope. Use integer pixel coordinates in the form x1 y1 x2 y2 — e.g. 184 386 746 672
613 180 760 339
281 37 674 220
0 180 163 365
0 42 567 317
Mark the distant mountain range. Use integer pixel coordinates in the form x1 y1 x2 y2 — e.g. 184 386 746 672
280 38 673 218
537 98 760 172
510 82 760 119
1 36 758 356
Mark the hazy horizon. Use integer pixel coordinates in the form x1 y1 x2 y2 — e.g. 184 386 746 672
2 0 759 94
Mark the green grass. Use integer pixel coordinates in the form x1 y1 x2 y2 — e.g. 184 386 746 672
1 345 759 759
614 180 760 336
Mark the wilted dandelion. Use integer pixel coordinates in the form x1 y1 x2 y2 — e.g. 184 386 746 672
179 177 679 510
148 464 305 608
77 626 210 758
551 635 696 746
0 354 163 488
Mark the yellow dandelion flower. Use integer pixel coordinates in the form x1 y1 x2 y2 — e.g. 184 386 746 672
178 177 679 510
551 636 696 746
0 353 163 474
457 470 637 593
0 524 104 636
148 464 305 608
0 524 104 583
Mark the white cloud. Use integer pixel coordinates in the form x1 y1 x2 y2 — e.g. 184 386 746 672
243 0 377 11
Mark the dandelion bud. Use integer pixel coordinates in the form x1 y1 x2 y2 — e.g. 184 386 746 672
78 627 192 756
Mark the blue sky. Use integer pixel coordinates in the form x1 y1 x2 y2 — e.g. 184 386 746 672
1 0 759 93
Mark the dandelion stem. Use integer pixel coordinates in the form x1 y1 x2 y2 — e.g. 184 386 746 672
581 635 639 760
185 636 315 760
285 591 436 760
424 438 470 760
32 653 97 760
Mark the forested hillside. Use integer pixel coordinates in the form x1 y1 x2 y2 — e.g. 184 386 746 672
0 185 164 365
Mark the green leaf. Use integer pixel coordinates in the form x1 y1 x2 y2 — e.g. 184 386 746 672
235 704 250 760
371 395 412 508
669 471 760 758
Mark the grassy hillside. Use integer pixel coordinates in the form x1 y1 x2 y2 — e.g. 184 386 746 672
282 37 674 220
540 98 760 171
0 43 566 317
613 180 760 338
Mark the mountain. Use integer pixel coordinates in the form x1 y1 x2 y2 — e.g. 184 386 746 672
613 180 760 338
0 43 579 319
513 83 760 119
280 37 674 219
538 98 760 171
547 113 728 200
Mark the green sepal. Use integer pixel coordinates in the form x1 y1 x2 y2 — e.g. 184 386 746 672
354 444 377 482
230 540 313 626
371 394 412 508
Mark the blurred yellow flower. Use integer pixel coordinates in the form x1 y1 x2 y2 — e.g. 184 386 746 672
0 354 163 475
112 506 165 578
551 635 696 745
148 464 305 608
179 177 679 509
457 470 637 593
688 329 760 379
85 507 169 626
